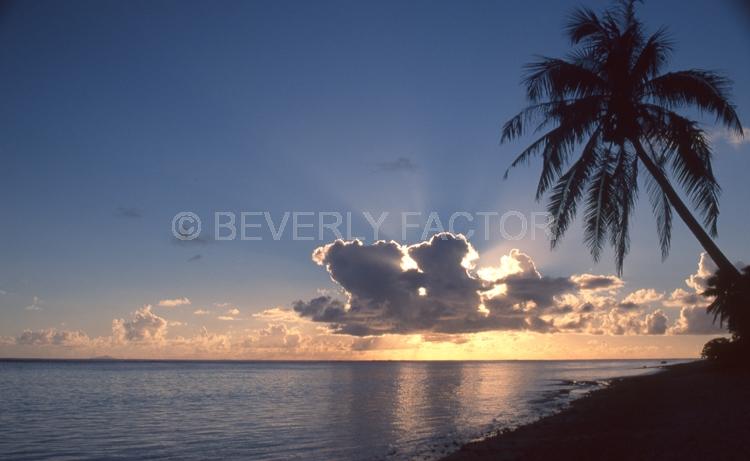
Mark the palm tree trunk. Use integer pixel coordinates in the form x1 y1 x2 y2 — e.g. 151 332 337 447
631 138 740 278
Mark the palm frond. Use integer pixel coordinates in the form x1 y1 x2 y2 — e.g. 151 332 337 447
522 57 605 102
612 0 643 37
704 267 750 338
503 97 602 181
503 128 556 178
645 70 743 134
501 103 552 143
610 147 638 274
643 138 672 259
565 7 607 44
643 107 721 235
547 128 602 247
534 129 576 199
631 27 672 82
582 146 617 262
500 97 600 143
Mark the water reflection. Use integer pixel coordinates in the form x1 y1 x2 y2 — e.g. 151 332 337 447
0 360 669 461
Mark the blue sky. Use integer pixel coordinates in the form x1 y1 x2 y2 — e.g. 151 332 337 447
1 0 748 357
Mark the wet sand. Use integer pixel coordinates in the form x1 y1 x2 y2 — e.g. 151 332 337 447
442 360 750 460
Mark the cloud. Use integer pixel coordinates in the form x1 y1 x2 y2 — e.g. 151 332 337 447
659 254 717 310
24 296 43 311
16 329 90 347
375 157 418 173
663 288 707 308
571 274 624 291
685 253 717 292
292 296 347 323
421 333 470 344
112 305 168 343
115 207 143 218
187 254 202 262
292 235 738 338
662 253 726 335
171 327 231 354
645 310 668 335
728 128 750 146
245 324 302 349
619 289 663 309
670 306 725 335
485 260 576 317
294 234 611 336
295 234 490 335
252 307 301 322
4 248 733 360
350 335 420 351
711 127 750 148
558 307 670 336
157 297 191 308
553 250 734 336
216 307 241 320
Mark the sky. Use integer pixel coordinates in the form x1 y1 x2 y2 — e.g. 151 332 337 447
1 0 749 359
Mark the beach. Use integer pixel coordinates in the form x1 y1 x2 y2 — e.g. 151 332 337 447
442 360 750 460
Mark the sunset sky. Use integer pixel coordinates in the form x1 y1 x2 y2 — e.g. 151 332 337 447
2 0 749 359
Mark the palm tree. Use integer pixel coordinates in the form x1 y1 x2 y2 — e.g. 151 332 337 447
501 0 743 277
704 266 750 343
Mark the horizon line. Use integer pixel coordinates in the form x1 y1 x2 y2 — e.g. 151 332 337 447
0 357 697 363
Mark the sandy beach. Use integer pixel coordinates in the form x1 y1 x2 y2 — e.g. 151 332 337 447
442 361 750 460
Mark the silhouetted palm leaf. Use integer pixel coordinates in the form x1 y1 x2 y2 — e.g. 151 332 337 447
646 70 742 131
643 142 672 259
548 128 602 247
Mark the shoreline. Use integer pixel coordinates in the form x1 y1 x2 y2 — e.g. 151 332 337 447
441 360 750 460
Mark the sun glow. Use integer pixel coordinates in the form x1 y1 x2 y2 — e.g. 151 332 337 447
461 243 479 269
476 251 525 282
480 283 507 299
401 252 419 271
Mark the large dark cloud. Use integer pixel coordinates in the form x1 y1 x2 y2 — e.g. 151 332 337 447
292 234 734 338
487 273 575 311
294 233 582 336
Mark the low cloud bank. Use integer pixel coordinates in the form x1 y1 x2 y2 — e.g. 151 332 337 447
4 236 730 358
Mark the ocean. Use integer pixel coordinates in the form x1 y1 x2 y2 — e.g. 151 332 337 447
0 359 676 460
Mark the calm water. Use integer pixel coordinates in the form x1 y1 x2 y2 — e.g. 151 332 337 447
0 360 675 460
